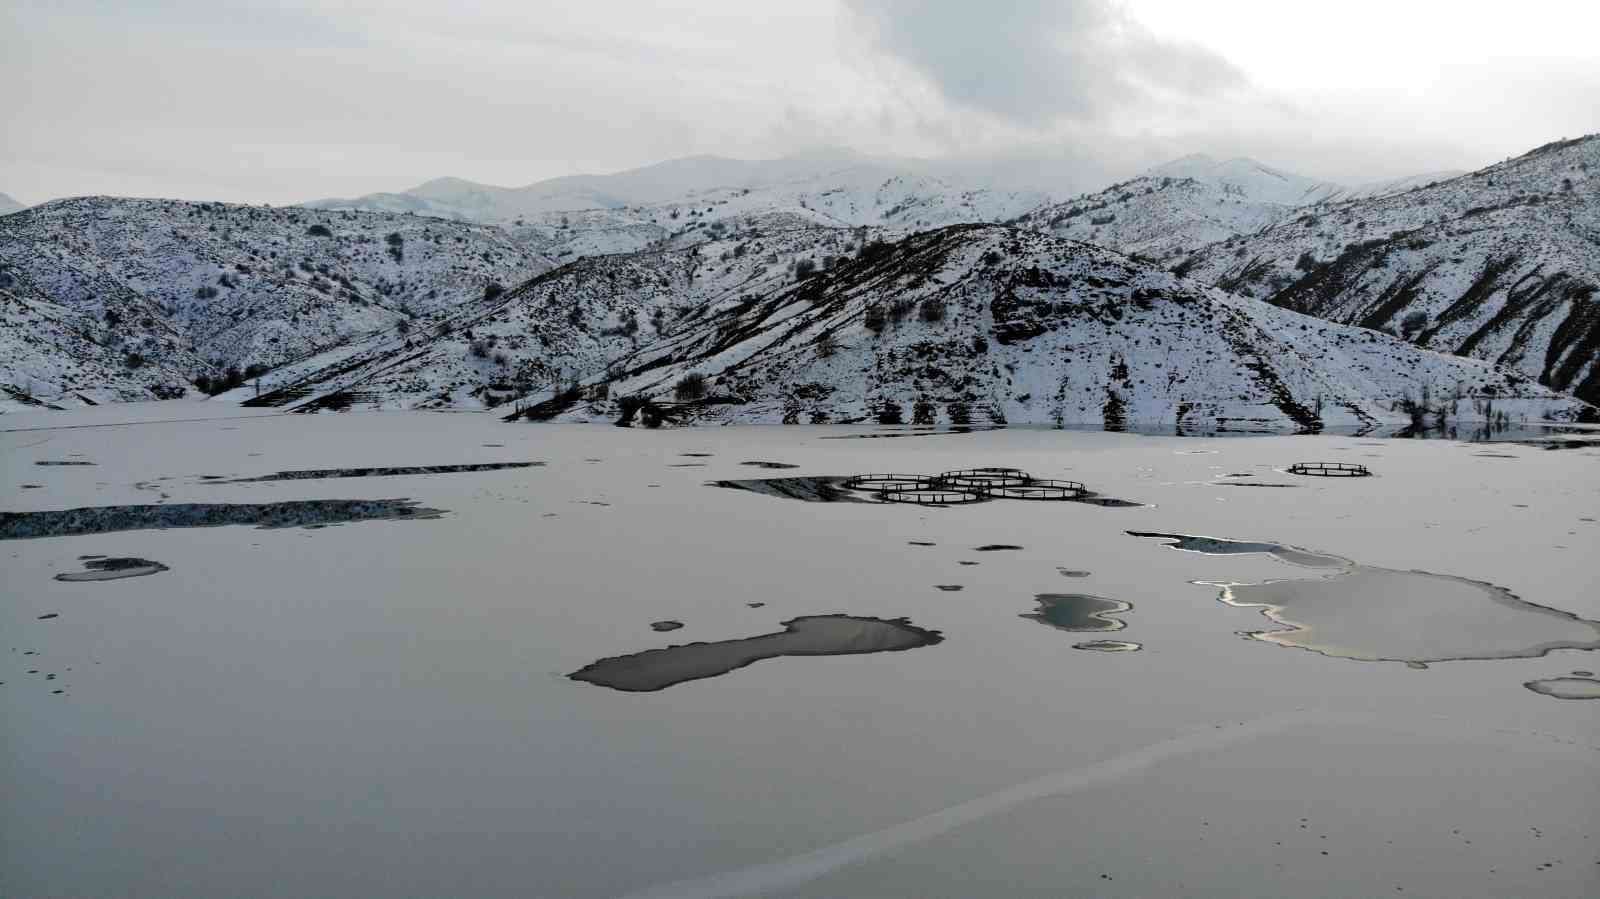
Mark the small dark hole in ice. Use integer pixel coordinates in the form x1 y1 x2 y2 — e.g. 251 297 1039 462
747 602 765 608
55 557 169 582
934 585 964 592
35 460 95 466
1023 594 1132 632
908 541 936 546
1073 640 1142 652
1057 569 1091 578
650 620 684 632
38 613 60 620
571 615 943 692
975 544 1024 551
741 461 799 469
958 561 979 566
681 453 714 458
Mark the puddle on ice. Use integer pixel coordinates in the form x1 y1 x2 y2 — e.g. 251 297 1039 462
1129 532 1600 665
569 615 944 692
0 499 444 540
1057 568 1091 578
54 557 170 581
710 476 872 503
1022 594 1132 632
228 462 541 482
650 620 684 632
1073 640 1143 652
934 585 964 592
975 544 1024 552
1523 677 1600 700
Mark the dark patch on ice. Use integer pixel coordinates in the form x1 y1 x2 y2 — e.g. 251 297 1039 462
569 614 944 692
1022 593 1132 632
482 443 504 447
1214 482 1300 488
1057 569 1091 578
819 427 1002 440
38 613 60 620
741 461 799 469
229 462 541 482
55 557 170 582
975 544 1024 551
934 585 964 592
21 484 43 489
681 453 714 457
78 554 106 560
710 476 871 503
958 561 979 566
35 460 95 466
1073 640 1142 652
1475 453 1520 459
908 541 936 546
747 602 765 608
1523 677 1600 700
1130 531 1600 664
0 499 444 540
669 463 707 468
1073 495 1144 507
650 620 684 632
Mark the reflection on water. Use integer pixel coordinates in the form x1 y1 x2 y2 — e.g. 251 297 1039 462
570 615 944 692
1022 594 1132 632
1130 532 1600 665
0 499 444 540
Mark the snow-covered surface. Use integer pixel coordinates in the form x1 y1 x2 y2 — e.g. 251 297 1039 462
3 410 1597 898
551 226 1590 429
1178 135 1600 403
0 198 553 387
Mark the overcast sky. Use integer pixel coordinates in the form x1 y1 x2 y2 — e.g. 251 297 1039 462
4 0 1597 205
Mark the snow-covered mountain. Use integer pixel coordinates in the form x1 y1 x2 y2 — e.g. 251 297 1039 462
1173 135 1600 404
245 223 1583 428
309 153 1051 261
1010 156 1454 265
0 198 553 393
0 192 24 216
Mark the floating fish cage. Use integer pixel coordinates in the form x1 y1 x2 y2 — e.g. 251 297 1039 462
880 488 984 505
844 473 938 492
1287 462 1372 477
981 479 1088 500
844 468 1093 502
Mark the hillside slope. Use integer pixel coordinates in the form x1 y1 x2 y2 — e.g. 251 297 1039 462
1175 135 1600 403
533 225 1590 430
0 192 24 216
0 198 552 376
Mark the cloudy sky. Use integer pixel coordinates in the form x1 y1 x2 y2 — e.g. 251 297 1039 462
3 0 1597 205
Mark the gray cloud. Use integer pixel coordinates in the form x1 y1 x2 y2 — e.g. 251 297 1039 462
842 0 1246 123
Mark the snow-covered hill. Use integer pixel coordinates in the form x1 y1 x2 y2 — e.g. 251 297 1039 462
0 192 24 216
226 222 871 410
1174 135 1600 404
0 198 553 381
1 264 204 409
525 225 1589 429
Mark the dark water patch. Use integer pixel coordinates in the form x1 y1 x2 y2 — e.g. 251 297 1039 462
934 585 964 592
820 426 1003 440
55 557 169 581
1131 531 1600 665
0 499 444 540
1475 453 1520 459
1128 531 1347 569
482 443 504 447
681 453 715 458
1214 482 1300 488
38 613 59 620
21 484 43 489
650 620 684 632
1057 569 1091 578
1574 669 1595 676
669 463 707 468
747 602 765 608
975 544 1024 552
1073 640 1142 652
229 462 541 482
35 460 95 466
1022 594 1132 632
710 476 872 503
741 460 799 469
78 554 106 560
958 561 979 566
1523 677 1600 700
908 541 936 546
569 614 944 692
1073 496 1144 507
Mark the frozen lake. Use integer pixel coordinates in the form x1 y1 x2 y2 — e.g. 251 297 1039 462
3 404 1598 897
